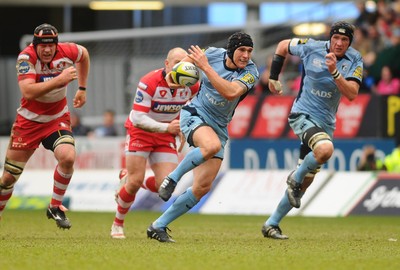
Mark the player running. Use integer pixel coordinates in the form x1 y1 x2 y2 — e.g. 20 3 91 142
147 32 259 242
110 47 199 239
262 21 363 239
0 23 90 229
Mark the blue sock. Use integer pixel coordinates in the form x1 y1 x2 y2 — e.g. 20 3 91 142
154 187 198 228
265 190 305 226
265 190 293 226
169 148 206 183
294 152 319 184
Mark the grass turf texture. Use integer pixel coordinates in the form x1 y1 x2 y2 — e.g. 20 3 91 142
0 210 399 270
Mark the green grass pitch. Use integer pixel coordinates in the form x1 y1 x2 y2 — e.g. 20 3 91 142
0 210 399 270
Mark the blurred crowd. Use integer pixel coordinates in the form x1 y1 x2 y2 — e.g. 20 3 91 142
255 0 400 96
71 109 118 137
71 1 400 139
358 141 400 172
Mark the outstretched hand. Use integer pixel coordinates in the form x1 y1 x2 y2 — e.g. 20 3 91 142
167 119 180 135
187 45 208 70
73 89 86 108
165 72 183 89
269 79 283 95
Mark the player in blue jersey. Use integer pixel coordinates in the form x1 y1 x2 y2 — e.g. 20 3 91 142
146 32 259 242
262 21 363 239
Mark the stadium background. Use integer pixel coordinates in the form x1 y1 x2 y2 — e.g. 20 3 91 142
0 0 399 216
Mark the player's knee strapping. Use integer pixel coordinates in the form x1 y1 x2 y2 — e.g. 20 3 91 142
3 158 26 183
53 134 75 149
306 166 321 178
301 126 331 151
42 130 75 151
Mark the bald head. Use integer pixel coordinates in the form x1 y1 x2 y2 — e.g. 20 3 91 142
167 47 187 60
165 47 188 73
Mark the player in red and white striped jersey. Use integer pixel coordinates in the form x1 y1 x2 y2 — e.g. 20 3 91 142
111 47 199 239
0 23 90 229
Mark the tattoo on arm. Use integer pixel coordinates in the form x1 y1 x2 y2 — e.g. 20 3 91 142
236 80 248 95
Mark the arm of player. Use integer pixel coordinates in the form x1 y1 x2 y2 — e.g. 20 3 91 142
187 45 245 101
274 39 290 58
75 45 90 90
325 52 359 101
18 66 78 100
268 39 291 95
73 45 90 108
131 111 180 134
333 77 359 101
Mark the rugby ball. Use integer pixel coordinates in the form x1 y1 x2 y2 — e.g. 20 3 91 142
170 62 199 87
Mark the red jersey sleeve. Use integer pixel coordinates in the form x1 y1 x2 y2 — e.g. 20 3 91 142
132 69 164 113
16 45 38 81
56 43 81 63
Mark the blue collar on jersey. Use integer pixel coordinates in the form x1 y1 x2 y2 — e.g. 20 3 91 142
223 52 241 71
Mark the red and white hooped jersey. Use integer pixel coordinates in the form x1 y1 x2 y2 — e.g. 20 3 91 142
126 68 199 129
16 43 83 123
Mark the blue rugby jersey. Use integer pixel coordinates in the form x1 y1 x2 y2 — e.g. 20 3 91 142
288 38 363 128
189 47 259 127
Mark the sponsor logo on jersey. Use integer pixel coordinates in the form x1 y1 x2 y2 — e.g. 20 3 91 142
312 58 323 68
187 119 202 131
135 91 144 103
353 66 363 80
131 141 144 148
179 89 190 99
241 73 255 85
56 62 66 70
17 61 30 74
159 90 167 98
298 38 309 44
12 140 27 148
311 88 332 98
153 102 185 113
206 93 225 107
40 75 57 82
290 38 308 47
